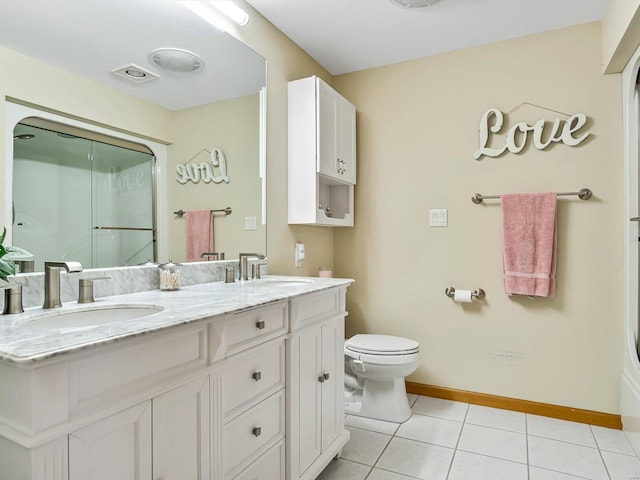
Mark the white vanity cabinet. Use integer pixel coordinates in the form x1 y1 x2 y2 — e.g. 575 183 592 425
69 375 210 480
288 76 356 227
286 287 350 480
69 400 152 480
220 303 287 480
0 280 352 480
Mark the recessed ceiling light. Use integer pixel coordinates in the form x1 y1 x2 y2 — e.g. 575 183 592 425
150 48 203 73
111 63 159 83
389 0 445 7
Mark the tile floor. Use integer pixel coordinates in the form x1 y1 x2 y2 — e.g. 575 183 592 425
317 394 640 480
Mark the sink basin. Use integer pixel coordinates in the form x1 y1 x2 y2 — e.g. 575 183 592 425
16 304 164 329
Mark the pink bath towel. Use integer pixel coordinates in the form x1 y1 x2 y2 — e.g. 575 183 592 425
185 210 214 262
501 193 557 297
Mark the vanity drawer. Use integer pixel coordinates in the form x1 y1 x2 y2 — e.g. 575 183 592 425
232 440 284 480
289 288 343 331
225 302 288 355
223 339 285 418
223 390 285 478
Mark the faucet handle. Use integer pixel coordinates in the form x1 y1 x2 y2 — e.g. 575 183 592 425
78 277 110 304
1 284 23 314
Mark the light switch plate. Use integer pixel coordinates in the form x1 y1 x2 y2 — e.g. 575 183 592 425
429 209 448 227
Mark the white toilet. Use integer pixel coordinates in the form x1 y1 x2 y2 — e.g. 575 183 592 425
344 334 420 423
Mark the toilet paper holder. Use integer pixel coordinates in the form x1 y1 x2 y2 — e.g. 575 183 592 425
445 287 485 301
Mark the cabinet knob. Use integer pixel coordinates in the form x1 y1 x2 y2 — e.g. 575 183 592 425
318 375 326 383
252 371 262 381
252 426 262 437
256 320 265 330
323 372 330 381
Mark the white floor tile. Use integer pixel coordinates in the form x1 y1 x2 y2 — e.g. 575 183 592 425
366 468 418 480
407 393 418 407
345 415 400 435
591 425 637 456
625 430 640 458
342 426 391 466
315 459 371 480
376 437 454 480
457 423 527 463
529 466 592 479
466 404 526 433
528 414 597 447
412 395 468 422
601 450 640 479
528 435 609 480
395 412 463 448
447 450 528 480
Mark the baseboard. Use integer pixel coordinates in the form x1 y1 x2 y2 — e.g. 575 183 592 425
406 382 622 430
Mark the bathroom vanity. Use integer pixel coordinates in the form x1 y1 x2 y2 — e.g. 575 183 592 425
0 275 351 480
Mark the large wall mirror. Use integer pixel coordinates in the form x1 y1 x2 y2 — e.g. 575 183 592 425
0 0 266 272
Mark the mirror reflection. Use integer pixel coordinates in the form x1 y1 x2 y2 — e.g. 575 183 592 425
13 119 156 272
1 1 267 272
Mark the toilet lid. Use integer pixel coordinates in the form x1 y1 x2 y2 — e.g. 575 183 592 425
345 334 419 355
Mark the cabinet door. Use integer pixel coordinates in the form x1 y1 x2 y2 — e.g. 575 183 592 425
296 323 323 475
338 97 356 184
69 401 152 480
152 376 210 480
321 318 342 451
317 80 340 181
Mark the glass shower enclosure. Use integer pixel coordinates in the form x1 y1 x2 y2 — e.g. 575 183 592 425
12 120 156 272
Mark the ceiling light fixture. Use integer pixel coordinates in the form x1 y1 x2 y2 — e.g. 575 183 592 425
150 48 203 73
389 0 445 8
180 0 249 32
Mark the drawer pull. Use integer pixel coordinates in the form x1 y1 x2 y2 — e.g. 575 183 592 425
252 426 262 437
323 372 330 381
256 320 266 330
318 375 326 383
252 371 262 381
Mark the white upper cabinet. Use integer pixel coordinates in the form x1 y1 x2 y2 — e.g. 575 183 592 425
317 80 356 184
288 76 357 227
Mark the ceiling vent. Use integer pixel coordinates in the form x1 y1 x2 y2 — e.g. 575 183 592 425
111 63 159 83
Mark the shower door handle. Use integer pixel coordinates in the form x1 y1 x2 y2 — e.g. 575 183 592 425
630 217 640 222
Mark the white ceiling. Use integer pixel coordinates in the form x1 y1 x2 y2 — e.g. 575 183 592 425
245 0 609 75
0 0 609 110
0 0 266 110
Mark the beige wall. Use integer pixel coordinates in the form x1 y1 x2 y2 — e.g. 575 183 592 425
602 0 640 73
230 2 335 276
167 94 265 262
334 22 624 414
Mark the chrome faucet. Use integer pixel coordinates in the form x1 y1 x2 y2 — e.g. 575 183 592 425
43 261 83 309
238 253 265 281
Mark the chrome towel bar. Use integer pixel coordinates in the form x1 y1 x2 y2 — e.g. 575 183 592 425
471 188 592 204
173 207 232 217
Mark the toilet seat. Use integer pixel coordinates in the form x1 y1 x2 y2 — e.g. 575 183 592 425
345 334 419 356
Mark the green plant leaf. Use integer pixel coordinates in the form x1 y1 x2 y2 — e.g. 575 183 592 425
0 256 15 282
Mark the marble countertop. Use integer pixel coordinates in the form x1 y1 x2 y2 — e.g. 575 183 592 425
0 276 352 366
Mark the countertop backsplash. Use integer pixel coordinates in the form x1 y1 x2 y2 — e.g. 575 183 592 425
3 260 266 309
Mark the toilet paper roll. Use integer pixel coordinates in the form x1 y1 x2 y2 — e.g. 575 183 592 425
453 289 473 303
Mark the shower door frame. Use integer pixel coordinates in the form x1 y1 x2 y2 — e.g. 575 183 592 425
622 44 640 431
4 102 168 266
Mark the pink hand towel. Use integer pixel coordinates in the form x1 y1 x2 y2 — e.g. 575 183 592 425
185 210 214 262
501 193 557 297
